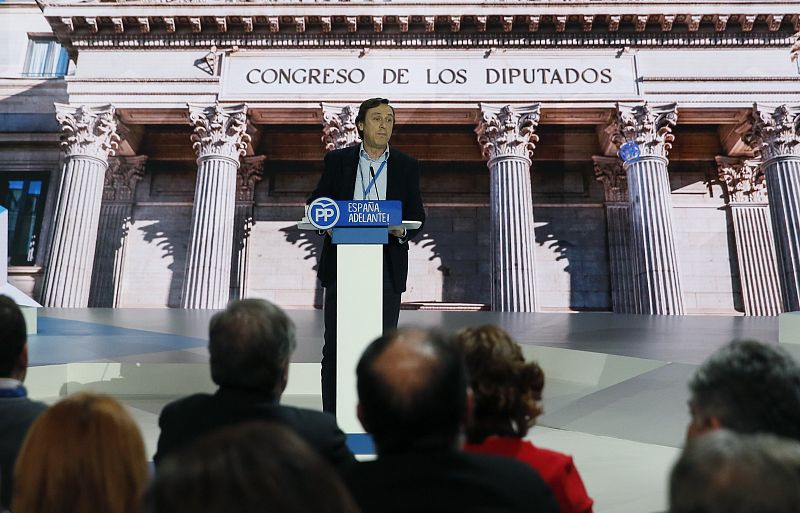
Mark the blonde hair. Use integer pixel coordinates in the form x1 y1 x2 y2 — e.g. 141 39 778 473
12 392 148 513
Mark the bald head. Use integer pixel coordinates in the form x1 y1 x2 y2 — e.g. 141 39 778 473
356 328 468 454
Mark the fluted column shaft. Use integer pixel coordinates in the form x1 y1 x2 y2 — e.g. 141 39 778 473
42 104 119 307
626 156 685 314
594 156 637 313
744 104 800 311
182 103 251 309
230 155 264 301
477 104 541 312
765 157 800 311
489 157 538 311
716 156 782 316
89 155 146 307
609 103 684 314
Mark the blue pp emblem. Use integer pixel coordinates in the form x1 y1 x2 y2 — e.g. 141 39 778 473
619 141 641 163
308 197 340 230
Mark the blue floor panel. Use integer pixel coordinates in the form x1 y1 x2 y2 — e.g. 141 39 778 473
29 317 206 366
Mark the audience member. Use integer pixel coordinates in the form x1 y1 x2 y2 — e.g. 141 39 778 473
149 421 359 513
12 392 148 513
0 295 46 510
687 340 800 441
455 325 593 513
670 430 800 513
347 327 559 513
154 298 354 471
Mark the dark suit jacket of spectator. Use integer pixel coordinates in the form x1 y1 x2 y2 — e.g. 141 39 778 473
308 145 426 293
345 450 560 513
0 396 47 508
154 387 355 472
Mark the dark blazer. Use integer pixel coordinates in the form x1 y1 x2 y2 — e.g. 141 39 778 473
154 388 355 472
344 450 560 513
309 145 426 293
0 397 47 508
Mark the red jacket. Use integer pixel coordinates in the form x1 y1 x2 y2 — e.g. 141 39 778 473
465 437 594 513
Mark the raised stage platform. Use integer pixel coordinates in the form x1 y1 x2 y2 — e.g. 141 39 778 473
25 308 781 513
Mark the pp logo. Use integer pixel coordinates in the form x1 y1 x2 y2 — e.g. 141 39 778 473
308 197 340 230
618 141 641 164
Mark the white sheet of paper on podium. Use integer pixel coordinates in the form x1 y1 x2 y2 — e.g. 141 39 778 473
0 206 42 334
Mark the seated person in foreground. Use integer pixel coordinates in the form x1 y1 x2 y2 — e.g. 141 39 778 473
149 421 359 513
686 339 800 442
13 392 148 513
0 295 47 511
670 429 800 513
455 325 593 513
346 327 559 513
154 299 354 472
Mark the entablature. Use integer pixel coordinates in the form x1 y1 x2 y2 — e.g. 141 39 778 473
41 1 800 43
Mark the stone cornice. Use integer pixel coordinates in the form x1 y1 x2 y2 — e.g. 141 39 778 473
43 8 800 41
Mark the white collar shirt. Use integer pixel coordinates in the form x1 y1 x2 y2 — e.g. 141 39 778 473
353 144 389 201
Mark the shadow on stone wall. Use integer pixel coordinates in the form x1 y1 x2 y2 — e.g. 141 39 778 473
139 220 187 308
535 211 612 312
280 225 324 308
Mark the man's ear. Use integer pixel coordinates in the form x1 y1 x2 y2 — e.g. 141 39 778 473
357 402 370 432
463 387 475 428
280 364 289 393
15 344 29 382
357 121 364 133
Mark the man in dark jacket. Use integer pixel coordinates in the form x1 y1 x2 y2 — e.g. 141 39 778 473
309 97 426 413
154 299 354 473
0 295 46 509
345 327 559 513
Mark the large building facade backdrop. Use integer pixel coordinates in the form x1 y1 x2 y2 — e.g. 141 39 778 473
1 0 799 314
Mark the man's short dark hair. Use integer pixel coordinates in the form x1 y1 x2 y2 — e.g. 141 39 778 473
354 98 394 138
208 299 296 398
689 340 800 441
0 295 27 377
670 430 800 513
356 328 468 453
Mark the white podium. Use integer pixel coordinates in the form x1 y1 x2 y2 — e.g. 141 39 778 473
0 205 41 334
299 201 419 433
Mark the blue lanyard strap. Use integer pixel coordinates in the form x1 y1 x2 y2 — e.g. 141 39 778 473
362 159 387 200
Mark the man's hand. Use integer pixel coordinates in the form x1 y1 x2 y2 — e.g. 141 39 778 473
389 228 407 239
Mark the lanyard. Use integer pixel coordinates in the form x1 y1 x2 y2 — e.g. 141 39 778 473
361 159 387 200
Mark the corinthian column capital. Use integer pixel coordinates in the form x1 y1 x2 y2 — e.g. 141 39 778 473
593 156 627 203
237 155 265 203
103 155 147 202
607 103 678 160
741 104 800 162
55 103 120 162
321 103 360 151
188 103 251 164
476 104 541 165
715 156 767 204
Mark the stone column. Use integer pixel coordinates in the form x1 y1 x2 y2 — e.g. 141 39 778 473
182 103 250 309
42 104 120 307
594 156 638 313
742 104 800 311
476 104 541 312
716 156 783 315
608 103 684 314
321 103 360 150
230 155 265 300
88 155 147 307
